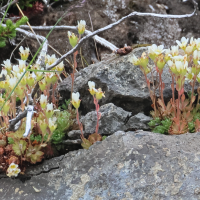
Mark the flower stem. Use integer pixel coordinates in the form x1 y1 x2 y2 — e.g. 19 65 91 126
159 72 166 109
76 108 84 140
93 96 100 134
70 51 78 110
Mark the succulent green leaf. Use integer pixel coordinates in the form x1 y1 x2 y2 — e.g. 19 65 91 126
12 140 27 156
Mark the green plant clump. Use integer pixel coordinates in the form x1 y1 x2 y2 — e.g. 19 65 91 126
51 110 73 149
0 16 28 48
148 118 172 134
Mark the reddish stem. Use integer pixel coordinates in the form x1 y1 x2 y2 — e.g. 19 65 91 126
144 74 157 114
189 75 196 109
159 72 166 109
76 108 84 140
93 96 100 134
70 51 78 109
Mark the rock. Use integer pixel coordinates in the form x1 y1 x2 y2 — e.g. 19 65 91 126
59 47 173 115
126 112 152 131
81 103 151 137
67 130 85 139
2 131 200 199
81 103 131 135
62 139 82 145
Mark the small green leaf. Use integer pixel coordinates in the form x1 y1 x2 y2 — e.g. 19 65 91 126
8 137 14 144
12 140 27 156
102 136 107 141
81 139 92 150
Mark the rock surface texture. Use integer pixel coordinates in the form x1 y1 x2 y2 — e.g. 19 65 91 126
1 131 200 199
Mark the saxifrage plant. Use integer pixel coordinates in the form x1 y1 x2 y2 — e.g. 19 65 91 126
130 37 200 135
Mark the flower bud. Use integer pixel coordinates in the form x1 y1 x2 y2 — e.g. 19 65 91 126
156 55 166 71
40 94 47 109
39 79 47 91
197 73 200 83
45 73 54 85
48 117 57 132
95 88 105 100
88 81 96 96
78 20 86 35
39 119 47 134
71 92 81 109
139 52 149 68
27 73 35 87
185 45 193 55
68 31 78 48
45 103 54 119
2 100 10 115
176 37 189 50
1 59 12 74
19 46 30 61
15 85 25 98
0 94 5 107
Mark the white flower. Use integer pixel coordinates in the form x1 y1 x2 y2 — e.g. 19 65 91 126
167 60 173 67
164 48 171 55
195 38 200 50
68 31 72 37
171 55 185 61
197 72 200 83
56 61 64 73
193 50 200 60
88 81 95 90
46 103 53 111
46 54 57 65
190 37 194 45
72 92 80 103
7 163 21 177
18 60 26 72
71 92 81 109
9 163 18 170
78 20 86 35
9 77 18 90
176 37 189 49
1 59 12 72
40 94 47 109
129 55 139 65
48 117 57 132
148 44 165 55
13 65 20 74
19 46 30 60
175 60 188 75
171 46 179 56
0 69 7 78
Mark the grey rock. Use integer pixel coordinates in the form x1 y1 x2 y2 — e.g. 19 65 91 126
81 103 131 135
2 131 200 199
126 112 152 131
67 130 85 139
25 155 64 176
59 47 172 115
62 139 82 145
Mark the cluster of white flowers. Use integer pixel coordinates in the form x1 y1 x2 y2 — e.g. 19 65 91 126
0 46 64 116
130 37 200 85
7 163 21 177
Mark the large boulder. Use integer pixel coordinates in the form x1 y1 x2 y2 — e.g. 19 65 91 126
58 47 173 115
2 131 200 199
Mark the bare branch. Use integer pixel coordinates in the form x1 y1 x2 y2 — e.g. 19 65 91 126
15 27 48 65
0 0 18 12
19 25 119 51
45 0 198 70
